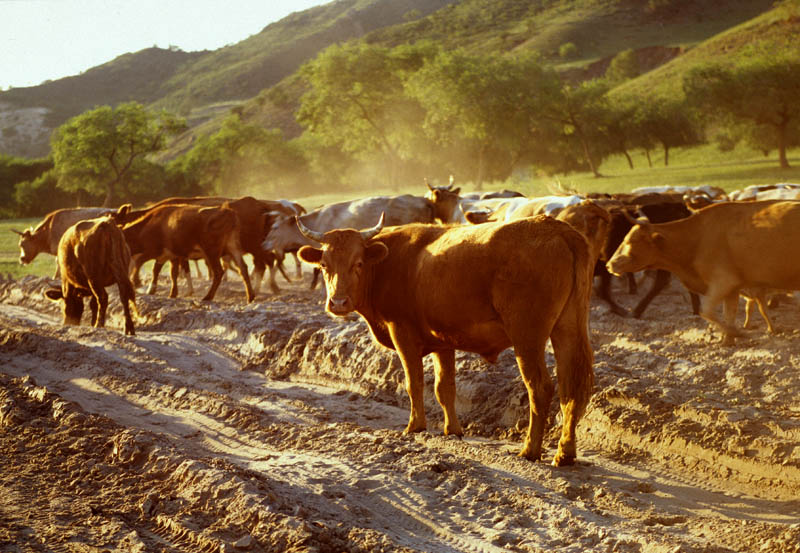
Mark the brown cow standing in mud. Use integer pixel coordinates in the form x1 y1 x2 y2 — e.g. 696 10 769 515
44 217 137 335
297 214 595 466
607 199 800 344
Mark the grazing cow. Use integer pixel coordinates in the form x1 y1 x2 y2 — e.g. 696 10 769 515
44 217 137 335
297 214 595 465
607 200 800 344
263 195 435 288
118 203 254 302
12 207 116 277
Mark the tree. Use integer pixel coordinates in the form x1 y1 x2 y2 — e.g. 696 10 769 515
605 49 640 84
635 97 700 167
296 41 436 189
684 54 800 169
51 102 186 206
406 51 552 186
171 114 309 197
538 79 612 177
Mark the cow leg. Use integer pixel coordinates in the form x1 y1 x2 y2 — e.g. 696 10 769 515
181 258 194 296
388 324 426 434
88 296 99 327
148 261 165 295
631 269 671 318
202 256 224 301
89 284 108 328
550 300 594 467
310 267 321 290
594 264 628 316
231 254 254 303
117 281 136 336
699 283 742 344
431 349 462 436
292 251 303 279
626 272 638 294
513 341 553 462
165 260 180 298
251 257 266 295
755 295 776 334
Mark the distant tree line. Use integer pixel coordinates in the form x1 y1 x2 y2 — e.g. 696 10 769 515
1 39 799 217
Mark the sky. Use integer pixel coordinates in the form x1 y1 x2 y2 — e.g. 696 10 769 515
1 0 328 90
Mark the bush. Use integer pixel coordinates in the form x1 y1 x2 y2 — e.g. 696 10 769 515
559 42 578 59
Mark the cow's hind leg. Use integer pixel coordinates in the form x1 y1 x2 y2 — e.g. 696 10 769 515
89 285 109 328
700 281 742 344
202 256 224 301
432 349 462 436
513 339 554 461
550 303 594 467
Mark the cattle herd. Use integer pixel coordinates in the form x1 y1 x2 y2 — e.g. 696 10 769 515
10 179 800 464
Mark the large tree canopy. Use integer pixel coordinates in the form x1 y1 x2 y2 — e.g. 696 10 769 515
51 102 185 206
684 53 800 169
296 41 437 188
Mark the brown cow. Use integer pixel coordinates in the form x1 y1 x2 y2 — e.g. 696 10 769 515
297 214 594 466
118 203 254 302
44 217 137 335
12 207 116 277
607 200 800 344
118 196 296 296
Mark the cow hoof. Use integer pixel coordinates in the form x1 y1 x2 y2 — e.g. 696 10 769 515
552 453 576 467
517 449 541 462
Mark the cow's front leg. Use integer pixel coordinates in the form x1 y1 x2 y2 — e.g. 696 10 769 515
431 349 462 436
168 260 181 298
700 283 742 344
388 324 426 434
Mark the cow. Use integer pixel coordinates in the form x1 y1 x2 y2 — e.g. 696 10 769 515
115 196 297 296
44 216 137 335
117 203 254 303
461 195 585 225
631 184 729 200
12 207 116 277
296 213 595 466
607 200 800 344
729 183 800 201
263 195 435 288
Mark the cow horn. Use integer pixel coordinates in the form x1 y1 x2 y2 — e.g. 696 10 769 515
10 229 24 236
448 174 455 189
621 209 649 226
295 216 326 243
425 178 434 191
360 212 385 241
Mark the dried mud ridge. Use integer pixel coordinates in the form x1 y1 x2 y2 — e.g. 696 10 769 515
0 273 799 553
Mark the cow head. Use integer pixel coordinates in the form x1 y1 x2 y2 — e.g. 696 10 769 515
263 213 311 256
12 228 38 264
297 213 388 316
424 184 461 224
44 288 84 326
606 222 665 277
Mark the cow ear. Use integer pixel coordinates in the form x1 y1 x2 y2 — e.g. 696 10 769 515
298 245 323 265
365 242 388 264
452 187 461 195
44 288 63 301
464 210 490 224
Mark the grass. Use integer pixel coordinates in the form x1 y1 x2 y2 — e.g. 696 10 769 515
4 142 800 280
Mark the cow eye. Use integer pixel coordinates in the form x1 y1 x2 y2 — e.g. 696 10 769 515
353 260 363 271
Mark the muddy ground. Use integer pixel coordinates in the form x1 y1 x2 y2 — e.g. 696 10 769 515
0 267 798 553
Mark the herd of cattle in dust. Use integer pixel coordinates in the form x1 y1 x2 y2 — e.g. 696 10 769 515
9 179 800 464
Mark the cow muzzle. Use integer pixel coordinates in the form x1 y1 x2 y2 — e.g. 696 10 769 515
326 295 354 316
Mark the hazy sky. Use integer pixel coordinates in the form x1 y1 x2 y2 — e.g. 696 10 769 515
1 0 328 89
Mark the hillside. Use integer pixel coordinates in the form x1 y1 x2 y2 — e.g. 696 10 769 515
0 0 456 158
0 0 781 160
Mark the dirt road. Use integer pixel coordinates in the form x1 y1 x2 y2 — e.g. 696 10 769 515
0 272 798 552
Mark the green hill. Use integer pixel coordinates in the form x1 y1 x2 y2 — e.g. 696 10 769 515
0 0 783 160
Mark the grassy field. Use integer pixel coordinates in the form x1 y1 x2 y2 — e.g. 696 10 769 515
3 142 800 280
